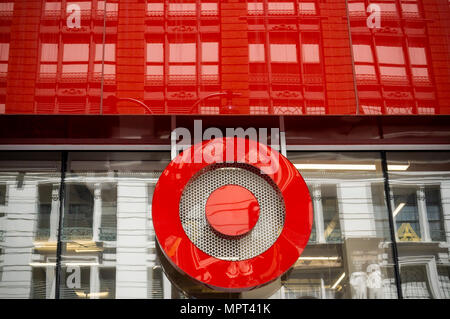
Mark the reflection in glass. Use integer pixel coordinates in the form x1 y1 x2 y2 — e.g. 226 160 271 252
0 152 61 299
60 152 170 299
387 152 450 299
286 152 397 299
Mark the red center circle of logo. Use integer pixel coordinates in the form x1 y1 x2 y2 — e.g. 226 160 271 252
205 185 260 237
152 137 313 292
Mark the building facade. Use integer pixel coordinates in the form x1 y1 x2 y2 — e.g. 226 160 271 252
0 0 449 299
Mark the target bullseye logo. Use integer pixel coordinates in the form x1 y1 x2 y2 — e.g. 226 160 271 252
152 137 313 292
205 185 260 237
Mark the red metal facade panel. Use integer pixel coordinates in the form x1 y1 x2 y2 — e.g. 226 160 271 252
0 0 448 115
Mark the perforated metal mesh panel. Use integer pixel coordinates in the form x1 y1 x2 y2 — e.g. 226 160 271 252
179 163 285 261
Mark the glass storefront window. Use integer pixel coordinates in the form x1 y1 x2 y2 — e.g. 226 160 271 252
387 152 450 299
1 150 450 299
59 152 170 299
0 152 61 299
286 152 398 299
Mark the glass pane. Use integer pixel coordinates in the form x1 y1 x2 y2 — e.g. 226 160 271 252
0 152 61 299
352 45 374 63
169 43 196 63
408 47 427 66
63 44 89 62
147 43 164 63
201 42 218 63
59 152 170 299
286 152 398 299
249 44 265 62
387 152 450 299
376 46 405 65
41 44 58 62
302 44 320 63
270 44 298 63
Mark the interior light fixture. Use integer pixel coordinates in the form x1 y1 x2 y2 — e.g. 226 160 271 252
294 164 376 171
75 291 109 298
392 202 406 217
30 262 100 267
64 262 100 266
294 163 410 171
331 272 346 290
74 248 103 253
387 164 410 171
299 256 339 261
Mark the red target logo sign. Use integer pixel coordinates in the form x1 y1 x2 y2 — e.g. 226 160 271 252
152 137 312 291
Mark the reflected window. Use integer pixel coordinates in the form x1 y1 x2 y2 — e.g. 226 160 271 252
36 184 53 240
437 266 450 298
100 183 117 242
45 1 61 13
321 185 341 242
148 266 164 298
0 2 14 15
201 42 219 84
392 185 446 243
169 43 196 82
95 43 116 81
268 2 295 15
0 183 6 206
97 1 118 15
67 1 92 13
62 43 89 80
352 43 376 84
401 266 432 299
353 44 373 63
302 44 320 64
201 65 218 80
376 46 405 65
147 3 164 16
392 186 421 241
371 184 391 240
0 43 9 78
61 266 91 299
299 2 316 15
147 43 164 63
347 2 366 16
270 44 297 63
201 42 218 63
248 2 263 15
99 268 116 299
201 3 218 16
424 186 446 242
64 184 93 240
168 3 196 16
408 46 430 84
249 44 265 63
169 65 196 76
169 43 196 63
31 267 50 299
39 43 58 80
402 3 420 18
374 2 398 17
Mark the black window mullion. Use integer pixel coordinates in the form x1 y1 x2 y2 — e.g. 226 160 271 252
381 150 404 299
54 150 68 299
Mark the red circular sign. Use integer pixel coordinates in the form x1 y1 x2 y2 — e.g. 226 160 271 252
205 184 260 237
152 137 313 291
